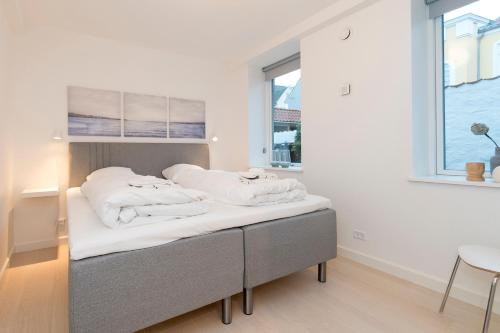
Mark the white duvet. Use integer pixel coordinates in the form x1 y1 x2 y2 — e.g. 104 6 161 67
81 169 208 229
68 188 332 260
164 166 307 206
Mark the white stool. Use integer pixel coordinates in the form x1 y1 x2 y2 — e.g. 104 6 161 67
440 245 500 333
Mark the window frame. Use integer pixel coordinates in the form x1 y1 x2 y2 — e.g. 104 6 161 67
265 71 302 169
493 40 500 77
265 79 273 165
434 16 458 176
434 13 497 177
435 16 480 176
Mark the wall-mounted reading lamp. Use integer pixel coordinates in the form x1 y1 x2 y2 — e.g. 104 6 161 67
52 130 63 141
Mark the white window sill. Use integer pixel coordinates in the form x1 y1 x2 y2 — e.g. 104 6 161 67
251 166 303 173
409 175 500 188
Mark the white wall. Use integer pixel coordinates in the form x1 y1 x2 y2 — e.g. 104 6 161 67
298 0 500 310
5 0 500 313
0 1 13 275
9 27 248 249
246 39 301 168
240 0 500 312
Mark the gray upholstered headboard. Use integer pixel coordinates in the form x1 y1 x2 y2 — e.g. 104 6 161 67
69 142 210 187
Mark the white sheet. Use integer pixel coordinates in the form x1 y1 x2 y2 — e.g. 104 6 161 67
67 187 332 260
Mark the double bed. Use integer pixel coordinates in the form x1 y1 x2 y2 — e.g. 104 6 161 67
67 142 337 333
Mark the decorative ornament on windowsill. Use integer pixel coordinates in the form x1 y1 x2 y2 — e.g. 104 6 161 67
471 123 500 182
466 162 485 182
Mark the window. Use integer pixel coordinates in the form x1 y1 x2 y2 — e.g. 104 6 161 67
263 54 301 168
271 70 301 167
436 0 500 174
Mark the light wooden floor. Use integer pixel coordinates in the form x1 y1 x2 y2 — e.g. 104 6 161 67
1 245 499 333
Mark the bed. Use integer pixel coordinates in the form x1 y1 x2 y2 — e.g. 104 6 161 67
67 142 337 332
68 142 242 332
241 209 336 314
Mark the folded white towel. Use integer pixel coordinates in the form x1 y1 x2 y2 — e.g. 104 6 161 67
238 172 259 180
238 170 278 184
169 167 307 206
119 202 209 224
248 168 266 174
128 175 173 188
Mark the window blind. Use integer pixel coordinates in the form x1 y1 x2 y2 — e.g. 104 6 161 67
262 53 300 81
426 0 478 19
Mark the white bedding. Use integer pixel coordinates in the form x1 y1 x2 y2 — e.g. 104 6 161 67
164 167 307 206
67 187 332 260
81 171 207 229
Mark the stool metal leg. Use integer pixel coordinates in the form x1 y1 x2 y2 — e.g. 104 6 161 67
243 288 253 315
318 262 327 283
483 275 499 333
221 297 232 325
439 256 461 313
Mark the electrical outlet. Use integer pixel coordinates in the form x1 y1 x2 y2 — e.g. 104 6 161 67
57 218 67 235
340 83 351 96
353 230 367 241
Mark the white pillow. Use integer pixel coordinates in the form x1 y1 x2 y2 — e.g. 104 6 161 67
86 167 134 181
162 164 204 180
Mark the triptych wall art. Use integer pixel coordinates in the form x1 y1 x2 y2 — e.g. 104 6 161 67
68 86 206 139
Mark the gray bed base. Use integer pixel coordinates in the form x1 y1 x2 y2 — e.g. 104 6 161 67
241 208 337 315
67 142 338 332
70 228 243 333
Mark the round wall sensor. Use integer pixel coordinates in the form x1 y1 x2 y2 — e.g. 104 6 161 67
339 28 351 40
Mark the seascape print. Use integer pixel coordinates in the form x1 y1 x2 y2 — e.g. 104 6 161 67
169 98 206 139
68 87 121 137
124 93 168 138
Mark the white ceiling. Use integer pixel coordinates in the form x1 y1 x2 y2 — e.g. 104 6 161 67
12 0 339 61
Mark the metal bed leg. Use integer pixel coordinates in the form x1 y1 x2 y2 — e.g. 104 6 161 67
318 262 327 283
483 275 499 333
243 288 253 315
439 256 461 313
221 297 232 325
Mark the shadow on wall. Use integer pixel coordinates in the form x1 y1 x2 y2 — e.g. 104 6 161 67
8 208 13 255
9 246 59 267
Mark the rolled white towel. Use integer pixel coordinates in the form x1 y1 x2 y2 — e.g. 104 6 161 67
119 207 138 223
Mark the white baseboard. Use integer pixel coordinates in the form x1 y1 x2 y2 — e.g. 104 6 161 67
1 237 66 282
0 257 9 282
58 235 68 244
0 246 14 283
14 238 59 253
338 245 500 314
12 235 66 256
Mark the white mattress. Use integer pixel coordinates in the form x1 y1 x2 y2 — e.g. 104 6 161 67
67 187 332 260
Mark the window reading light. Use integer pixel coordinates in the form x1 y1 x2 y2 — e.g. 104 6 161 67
52 130 63 141
211 136 219 143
